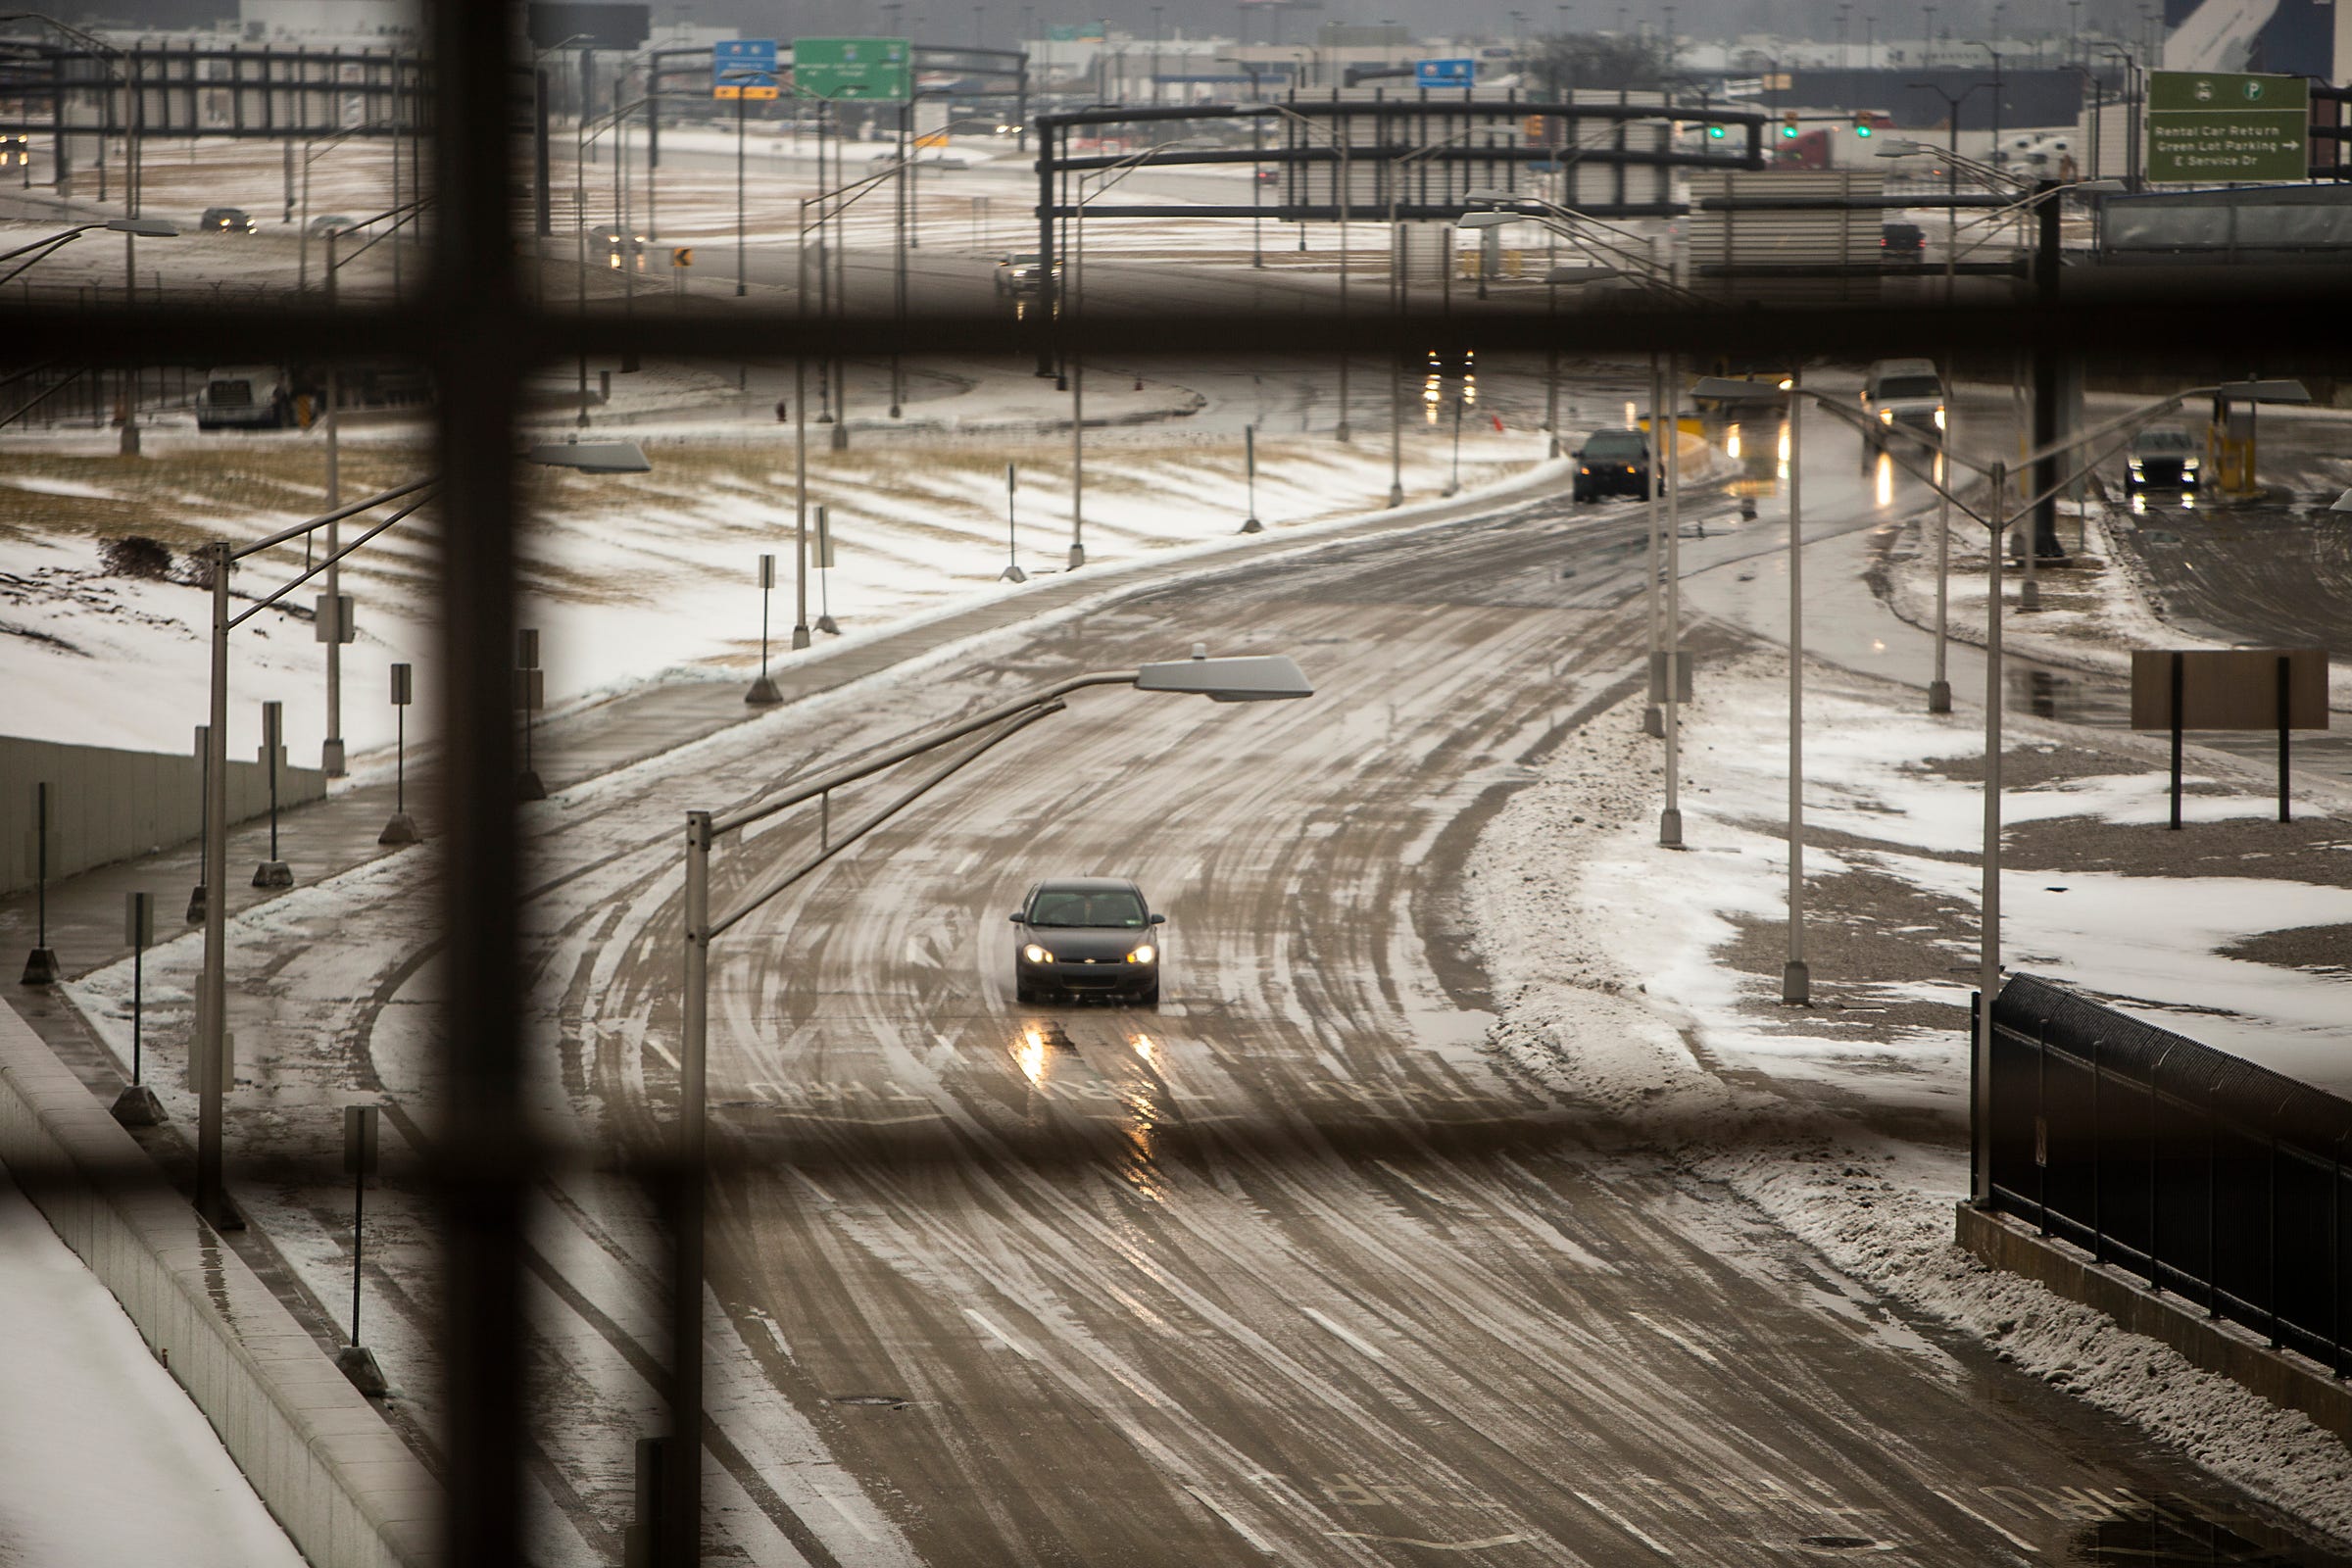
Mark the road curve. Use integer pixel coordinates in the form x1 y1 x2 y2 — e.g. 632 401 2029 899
543 489 2340 1565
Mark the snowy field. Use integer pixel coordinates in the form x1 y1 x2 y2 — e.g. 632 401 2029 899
0 392 1546 765
1467 651 2352 1544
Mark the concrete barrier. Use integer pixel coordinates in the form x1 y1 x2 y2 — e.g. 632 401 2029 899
1957 1202 2352 1447
0 1000 440 1567
2 734 326 898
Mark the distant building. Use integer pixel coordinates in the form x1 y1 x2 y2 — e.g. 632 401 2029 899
239 0 420 39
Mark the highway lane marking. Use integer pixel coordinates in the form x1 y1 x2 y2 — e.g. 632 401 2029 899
1183 1484 1277 1555
1570 1491 1674 1558
1627 1310 1722 1366
822 1493 880 1544
1301 1306 1388 1360
961 1307 1039 1361
1325 1532 1530 1551
1373 1158 1474 1213
1927 1489 2040 1557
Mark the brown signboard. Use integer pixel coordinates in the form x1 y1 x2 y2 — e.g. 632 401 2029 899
2129 648 2328 732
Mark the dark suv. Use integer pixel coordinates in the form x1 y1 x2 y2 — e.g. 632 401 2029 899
1010 878 1164 1005
1573 428 1653 503
1880 220 1925 264
198 206 258 234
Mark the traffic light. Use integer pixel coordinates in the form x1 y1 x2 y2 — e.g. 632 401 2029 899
1851 113 1875 137
1780 110 1800 139
1705 122 1727 140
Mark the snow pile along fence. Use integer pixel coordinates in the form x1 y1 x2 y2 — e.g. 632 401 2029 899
1985 972 2351 1379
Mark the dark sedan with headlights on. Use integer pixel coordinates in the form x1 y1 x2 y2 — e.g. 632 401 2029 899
1573 427 1654 503
1010 877 1165 1005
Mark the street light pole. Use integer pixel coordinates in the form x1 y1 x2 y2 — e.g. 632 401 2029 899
1930 362 1953 713
1782 371 1808 1004
1659 353 1684 848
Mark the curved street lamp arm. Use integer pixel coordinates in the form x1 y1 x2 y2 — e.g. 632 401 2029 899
232 475 438 561
711 669 1144 837
707 702 1066 939
226 490 439 631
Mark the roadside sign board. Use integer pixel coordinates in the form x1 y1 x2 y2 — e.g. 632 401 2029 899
1415 58 1476 89
712 38 779 100
2130 648 2328 731
2147 71 2309 182
793 36 913 101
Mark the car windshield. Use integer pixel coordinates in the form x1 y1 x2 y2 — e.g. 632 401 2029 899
1028 890 1147 928
1584 430 1645 460
1877 375 1941 400
2136 427 2194 453
1006 255 1040 266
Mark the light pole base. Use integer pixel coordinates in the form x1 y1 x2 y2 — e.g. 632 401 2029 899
119 421 140 458
1000 564 1028 584
110 1083 165 1128
1442 481 1459 498
335 1345 389 1398
746 675 783 706
2020 578 2042 612
890 403 902 418
1068 544 1085 568
20 948 59 986
517 771 547 803
1781 959 1811 1005
830 423 850 451
1387 484 1403 509
377 811 421 846
199 1193 248 1233
185 884 207 924
1335 422 1351 443
1928 679 1952 714
791 624 813 650
816 613 839 634
1240 516 1263 534
1658 808 1684 848
1642 705 1665 739
321 737 347 777
251 860 293 890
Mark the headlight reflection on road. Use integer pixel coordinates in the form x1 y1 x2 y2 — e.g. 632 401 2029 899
1014 1028 1050 1086
1726 425 1742 461
1777 421 1791 481
1874 452 1894 509
1120 1035 1166 1200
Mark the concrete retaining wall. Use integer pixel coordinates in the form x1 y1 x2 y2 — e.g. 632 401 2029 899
1957 1202 2352 1446
2 734 326 898
0 1000 440 1567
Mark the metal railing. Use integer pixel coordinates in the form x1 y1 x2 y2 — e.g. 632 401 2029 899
1986 973 2351 1378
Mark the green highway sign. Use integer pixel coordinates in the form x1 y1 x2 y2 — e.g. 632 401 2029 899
2147 71 2309 182
792 36 913 101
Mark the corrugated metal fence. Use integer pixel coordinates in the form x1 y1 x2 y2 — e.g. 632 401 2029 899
1987 973 2350 1376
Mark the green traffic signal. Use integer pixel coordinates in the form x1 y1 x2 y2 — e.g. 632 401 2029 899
1706 123 1726 139
1780 123 1799 138
1854 121 1874 137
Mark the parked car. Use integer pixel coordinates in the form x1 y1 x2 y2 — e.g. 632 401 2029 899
198 206 258 234
305 213 359 237
1879 220 1925 264
2126 423 2201 495
1009 877 1164 1005
1859 357 1945 462
1573 428 1653 503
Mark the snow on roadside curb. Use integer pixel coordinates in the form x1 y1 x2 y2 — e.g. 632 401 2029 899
1464 657 2352 1547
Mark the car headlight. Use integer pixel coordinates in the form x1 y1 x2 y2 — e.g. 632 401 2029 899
1021 944 1054 964
1126 944 1156 964
1879 408 1894 424
2181 458 2199 469
2128 461 2144 472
